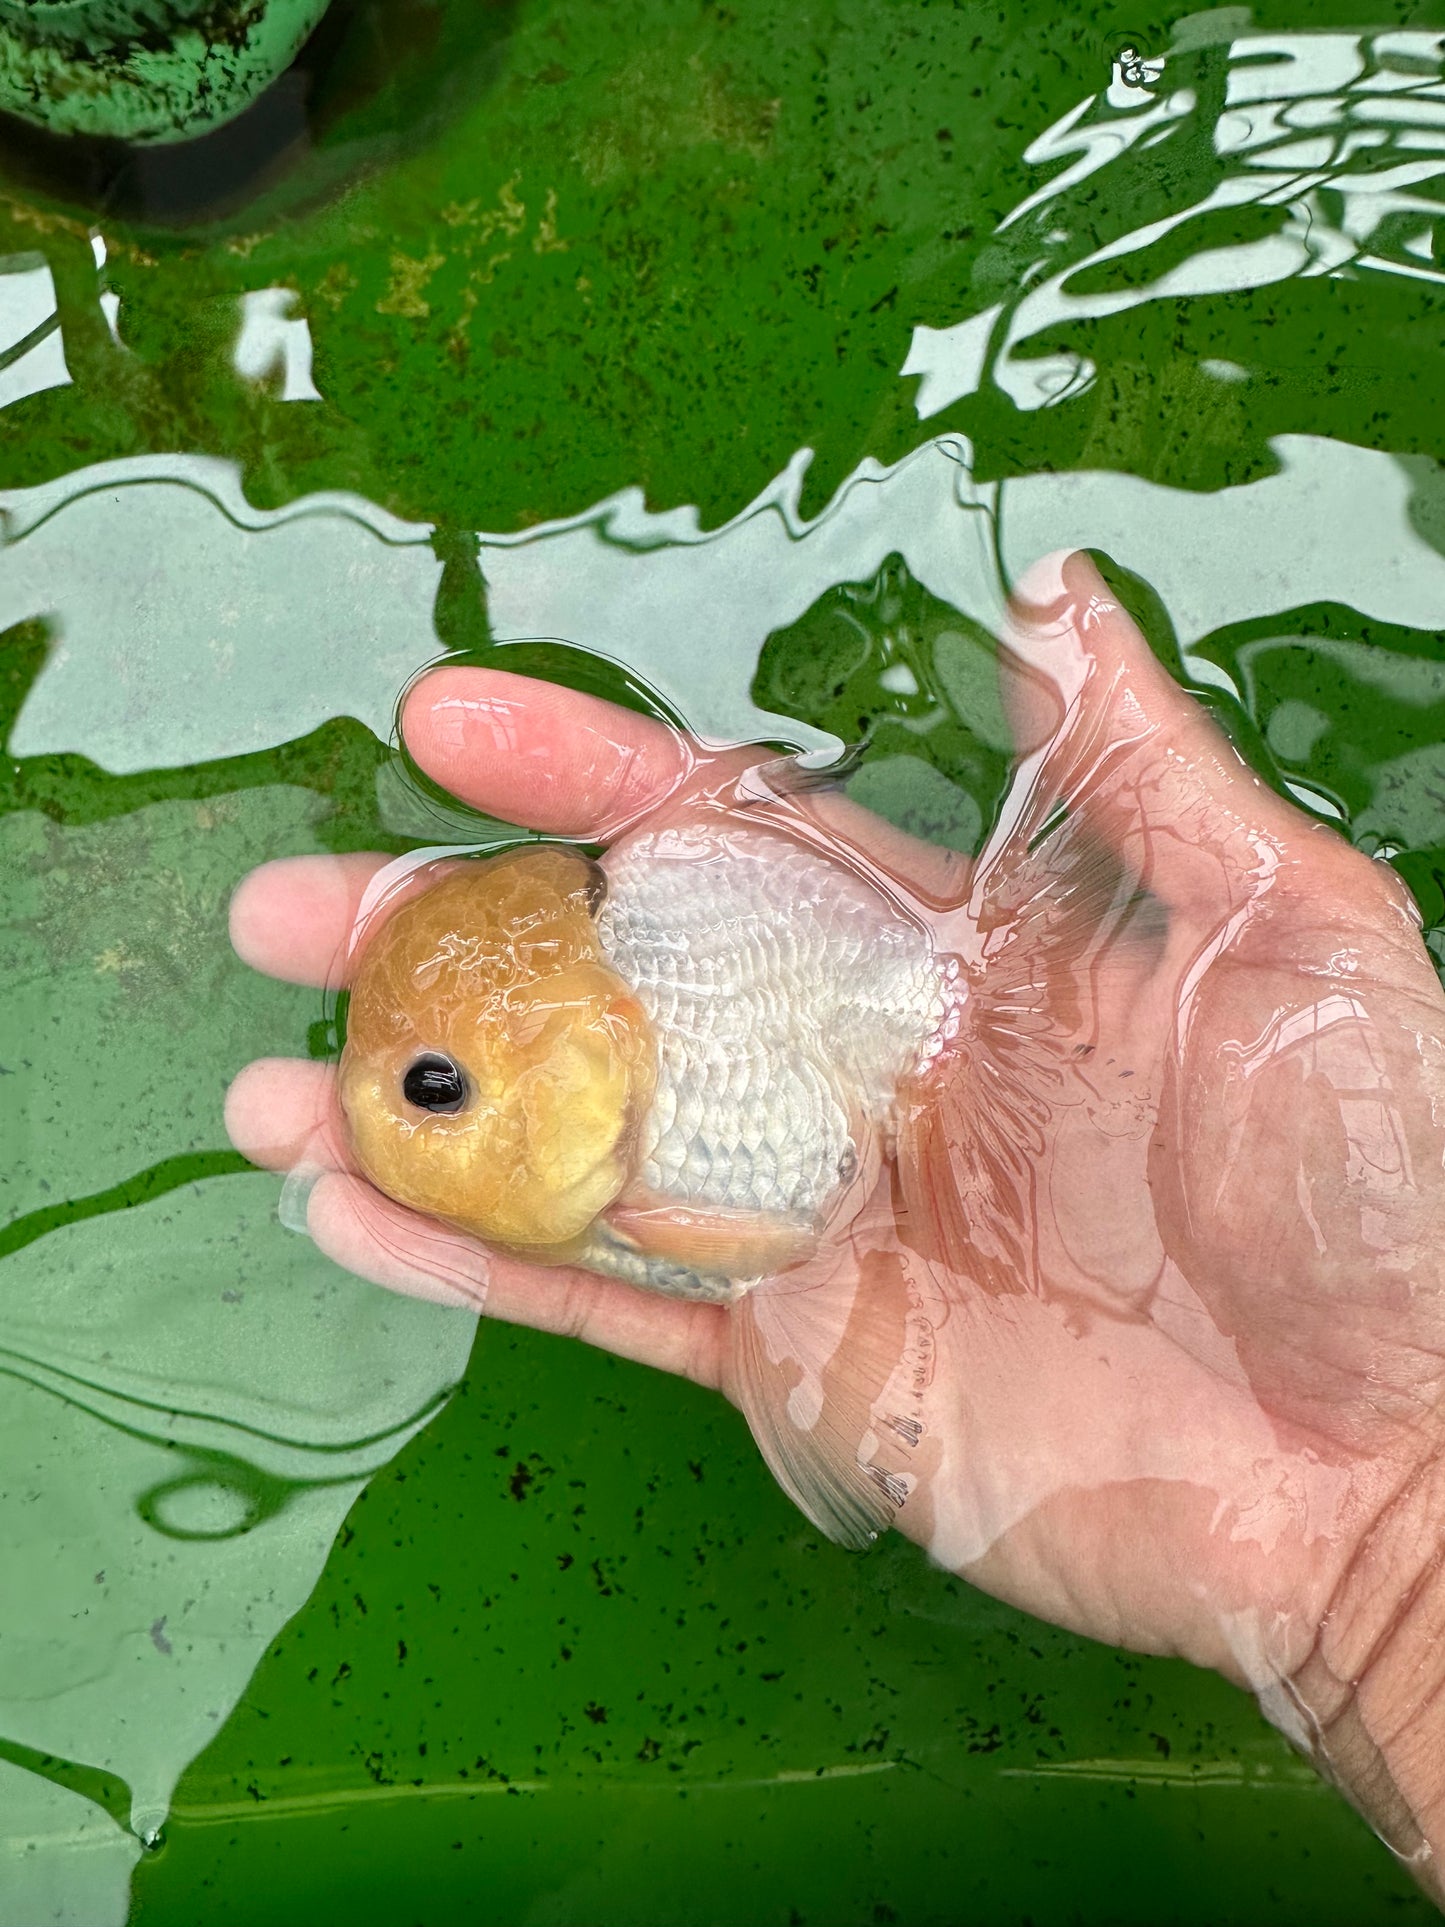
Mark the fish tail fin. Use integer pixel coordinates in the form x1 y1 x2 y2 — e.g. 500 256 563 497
897 816 1165 1288
730 1235 935 1551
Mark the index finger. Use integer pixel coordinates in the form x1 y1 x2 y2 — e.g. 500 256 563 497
400 666 698 841
403 665 972 901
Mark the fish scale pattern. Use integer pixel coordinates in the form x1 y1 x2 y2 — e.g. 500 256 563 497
598 825 947 1220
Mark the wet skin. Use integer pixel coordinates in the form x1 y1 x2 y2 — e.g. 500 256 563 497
227 552 1445 1896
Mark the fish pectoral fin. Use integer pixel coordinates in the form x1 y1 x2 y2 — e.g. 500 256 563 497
730 1231 927 1553
601 1194 818 1280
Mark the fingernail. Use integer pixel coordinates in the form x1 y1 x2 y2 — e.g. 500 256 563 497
279 1163 323 1235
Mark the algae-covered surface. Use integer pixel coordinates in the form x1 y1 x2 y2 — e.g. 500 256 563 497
2 1 1445 1921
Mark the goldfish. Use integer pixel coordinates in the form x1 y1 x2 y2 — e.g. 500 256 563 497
339 820 951 1307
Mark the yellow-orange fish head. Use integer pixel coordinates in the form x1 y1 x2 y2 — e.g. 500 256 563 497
339 848 656 1259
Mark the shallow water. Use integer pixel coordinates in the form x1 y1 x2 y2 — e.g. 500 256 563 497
1 2 1444 1922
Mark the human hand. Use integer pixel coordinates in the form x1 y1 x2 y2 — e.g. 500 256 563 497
226 551 1445 1895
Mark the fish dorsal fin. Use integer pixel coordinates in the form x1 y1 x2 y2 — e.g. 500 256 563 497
730 1222 934 1551
897 810 1165 1287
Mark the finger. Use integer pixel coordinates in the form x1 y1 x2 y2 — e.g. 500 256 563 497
401 667 699 840
792 785 972 908
406 666 973 904
226 1060 720 1385
230 853 391 987
225 1058 352 1173
306 1169 492 1310
484 1249 729 1393
999 551 1333 919
307 1170 729 1391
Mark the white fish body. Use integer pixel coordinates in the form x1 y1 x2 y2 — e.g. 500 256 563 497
581 822 949 1301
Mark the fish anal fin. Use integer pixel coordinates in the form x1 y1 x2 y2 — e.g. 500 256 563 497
731 1230 935 1551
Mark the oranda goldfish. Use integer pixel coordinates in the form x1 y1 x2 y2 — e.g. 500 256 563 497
327 608 1163 1557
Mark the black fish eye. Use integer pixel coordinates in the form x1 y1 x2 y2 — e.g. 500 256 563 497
402 1054 470 1115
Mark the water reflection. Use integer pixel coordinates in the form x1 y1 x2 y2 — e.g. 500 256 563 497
0 1759 139 1927
0 254 69 410
904 26 1445 421
232 289 322 401
2 457 437 769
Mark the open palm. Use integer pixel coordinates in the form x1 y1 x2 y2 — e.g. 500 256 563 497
227 552 1445 1868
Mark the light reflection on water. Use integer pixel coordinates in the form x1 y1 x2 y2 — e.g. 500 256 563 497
905 26 1445 420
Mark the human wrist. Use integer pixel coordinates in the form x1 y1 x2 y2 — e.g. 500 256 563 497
1280 1453 1445 1900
